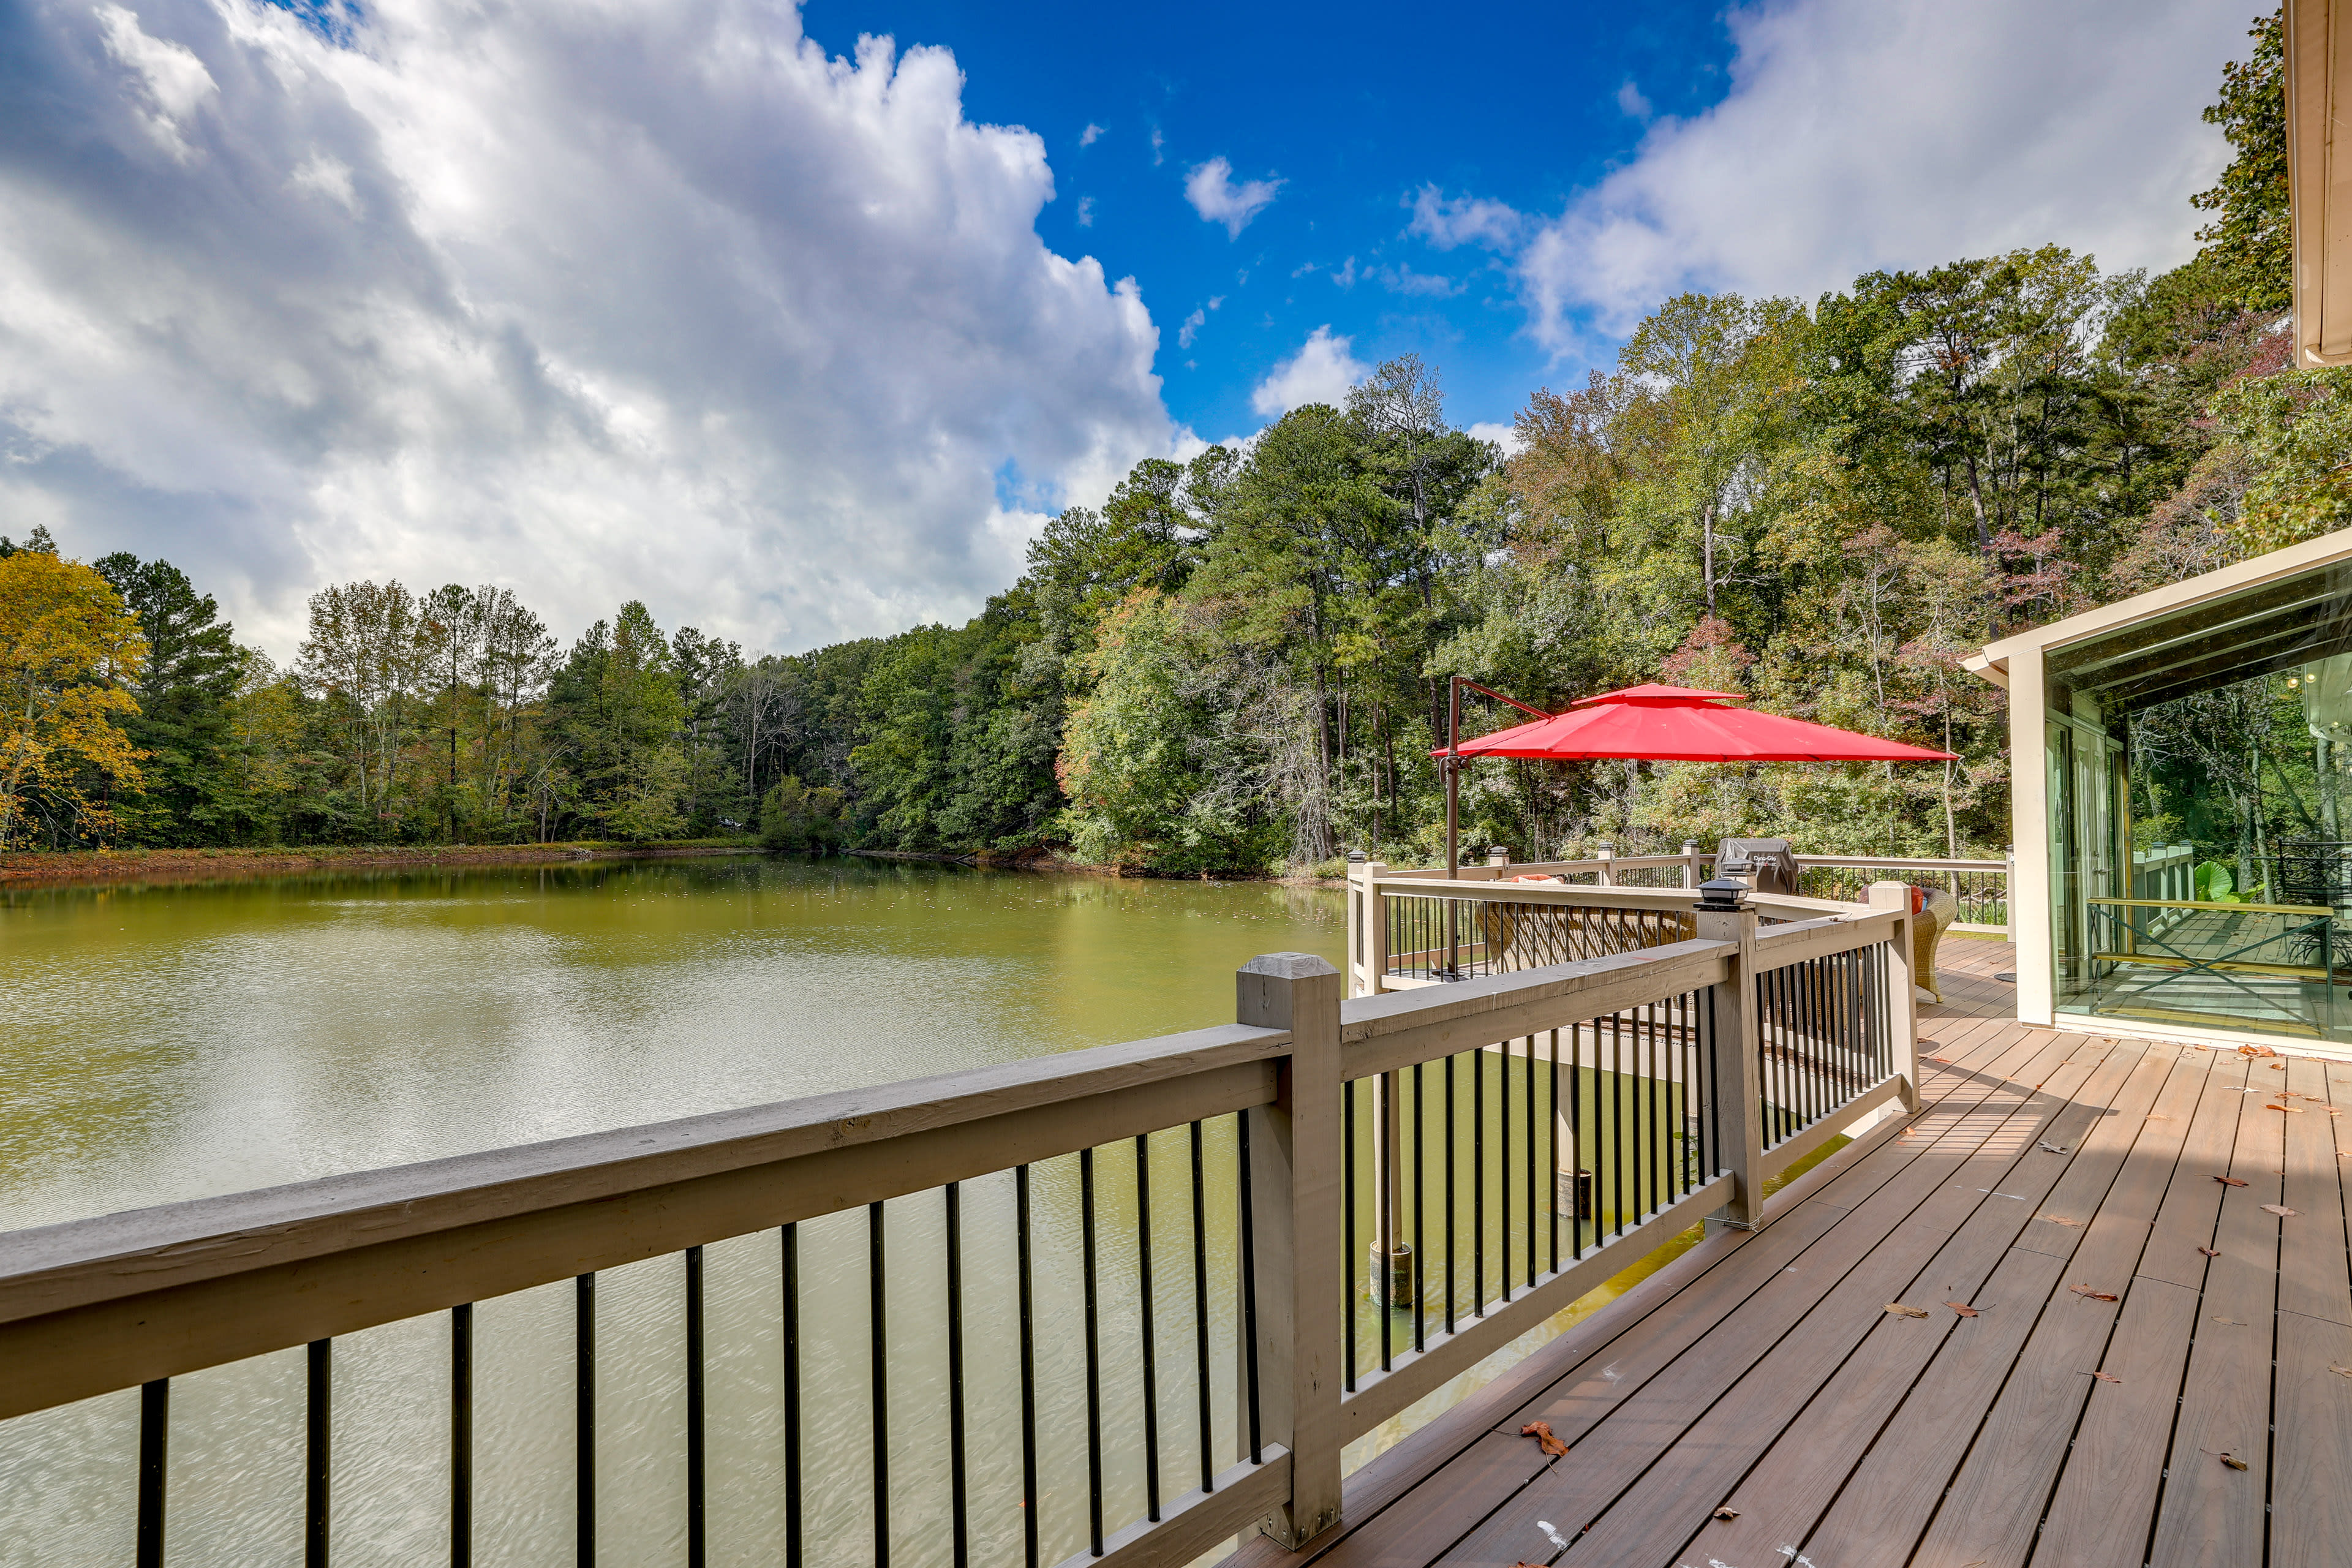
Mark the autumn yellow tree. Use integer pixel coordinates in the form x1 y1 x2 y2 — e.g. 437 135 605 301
0 546 148 848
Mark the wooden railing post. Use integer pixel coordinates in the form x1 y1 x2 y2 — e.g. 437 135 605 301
1681 841 1701 888
1595 843 1615 887
1365 865 1390 995
1235 953 1343 1550
1868 883 1921 1111
1693 886 1763 1229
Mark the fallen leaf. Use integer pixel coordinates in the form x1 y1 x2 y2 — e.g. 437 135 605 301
2197 1247 2221 1257
2211 1316 2248 1325
1947 1302 1982 1317
1885 1303 1931 1318
2037 1141 2072 1155
2147 1114 2174 1120
2328 1363 2352 1378
1928 1055 1950 1064
2269 1061 2288 1070
2269 1104 2305 1114
2070 1284 2120 1302
2262 1204 2300 1218
1519 1421 1568 1457
2239 1044 2279 1058
2040 1215 2083 1227
1712 1506 1740 1521
2084 1370 2122 1383
2329 1108 2346 1117
2217 1451 2250 1471
2214 1175 2249 1187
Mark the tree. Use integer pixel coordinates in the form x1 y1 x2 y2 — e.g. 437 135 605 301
0 547 146 848
91 553 242 843
2191 9 2290 314
548 601 688 840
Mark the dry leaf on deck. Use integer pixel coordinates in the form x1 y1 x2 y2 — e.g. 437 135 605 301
1885 1303 1931 1319
2269 1062 2288 1070
2328 1363 2352 1378
1947 1302 1982 1317
2269 1104 2305 1114
2214 1175 2249 1187
2040 1215 2083 1227
1928 1055 1951 1064
2037 1141 2072 1155
2211 1316 2248 1325
1519 1421 1569 1457
2262 1204 2300 1218
2082 1370 2123 1383
2198 1247 2221 1257
2070 1284 2120 1302
2239 1044 2279 1058
2216 1452 2250 1471
1712 1507 1740 1521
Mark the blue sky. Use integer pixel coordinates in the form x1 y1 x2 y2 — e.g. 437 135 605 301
807 0 1739 439
0 0 2259 655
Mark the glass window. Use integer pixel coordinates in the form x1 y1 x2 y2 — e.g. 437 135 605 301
2042 558 2352 1042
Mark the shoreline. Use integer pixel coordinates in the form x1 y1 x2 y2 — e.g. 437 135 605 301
0 840 767 889
0 840 1352 892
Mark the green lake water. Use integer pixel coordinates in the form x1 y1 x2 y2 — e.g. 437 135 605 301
0 856 1692 1567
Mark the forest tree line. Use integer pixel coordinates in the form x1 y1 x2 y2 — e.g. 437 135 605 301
0 12 2337 869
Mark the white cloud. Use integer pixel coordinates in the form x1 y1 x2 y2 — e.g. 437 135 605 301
1177 294 1224 347
1406 185 1522 252
1185 156 1282 238
1077 195 1095 227
1250 326 1366 417
1615 80 1651 122
1079 121 1104 146
0 0 1181 656
1467 421 1525 457
94 4 217 160
1150 125 1164 165
1378 265 1460 298
1514 0 2250 348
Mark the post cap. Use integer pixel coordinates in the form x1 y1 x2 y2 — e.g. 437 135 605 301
1240 952 1340 980
1695 876 1750 912
1346 849 1367 863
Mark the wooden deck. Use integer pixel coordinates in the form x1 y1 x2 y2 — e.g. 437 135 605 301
1227 938 2352 1568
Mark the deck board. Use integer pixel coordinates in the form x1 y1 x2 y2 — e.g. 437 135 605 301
1219 943 2352 1568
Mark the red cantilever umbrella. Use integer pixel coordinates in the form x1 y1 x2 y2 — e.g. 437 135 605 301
1430 680 1958 876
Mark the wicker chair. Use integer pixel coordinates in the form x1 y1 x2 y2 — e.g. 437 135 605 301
1913 884 1959 1003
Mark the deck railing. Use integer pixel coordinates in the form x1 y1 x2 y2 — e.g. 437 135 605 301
1351 848 2010 974
0 889 1917 1567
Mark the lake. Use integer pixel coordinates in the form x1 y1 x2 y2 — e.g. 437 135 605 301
0 856 1681 1567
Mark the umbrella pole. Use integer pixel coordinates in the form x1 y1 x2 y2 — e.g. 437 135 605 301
1447 677 1461 978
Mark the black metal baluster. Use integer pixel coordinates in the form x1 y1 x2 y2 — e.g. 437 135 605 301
870 1202 890 1568
1081 1148 1106 1557
1378 1075 1393 1374
1472 1045 1485 1316
1188 1123 1213 1493
137 1379 167 1568
1344 1076 1358 1389
1016 1166 1041 1568
1444 1054 1456 1333
306 1338 331 1568
1568 1025 1583 1256
782 1226 802 1568
687 1246 706 1568
1548 1030 1561 1272
1238 1115 1262 1464
1135 1134 1161 1522
1498 1035 1510 1302
1412 1060 1426 1352
576 1274 595 1566
946 1185 970 1568
1525 1034 1537 1288
451 1305 472 1568
1611 1011 1624 1240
